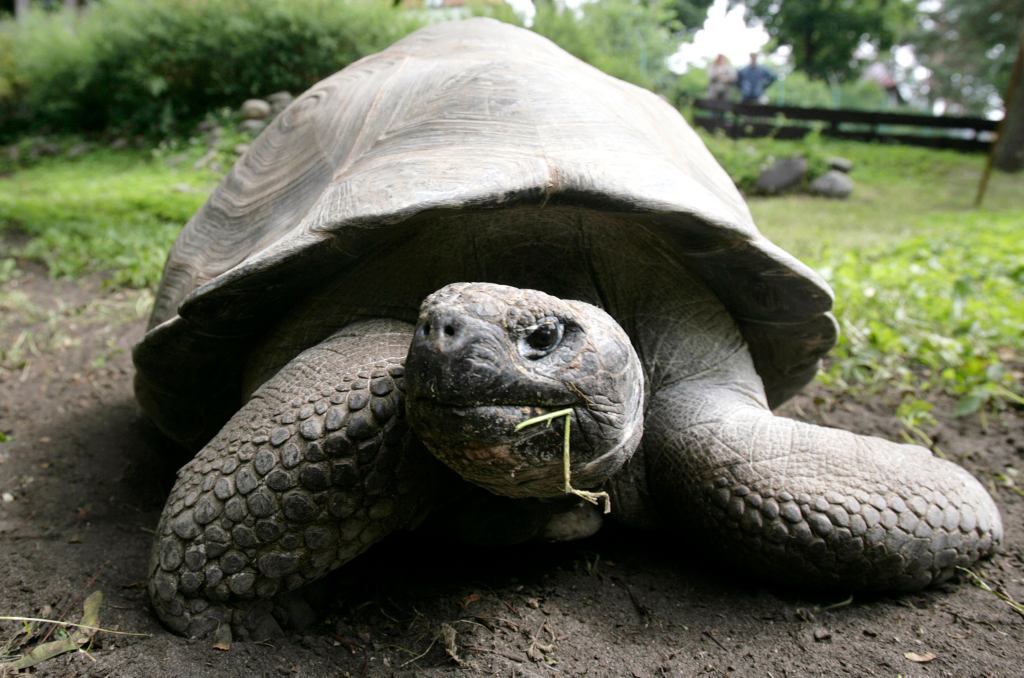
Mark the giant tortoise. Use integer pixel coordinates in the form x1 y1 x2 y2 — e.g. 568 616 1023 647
134 18 1002 639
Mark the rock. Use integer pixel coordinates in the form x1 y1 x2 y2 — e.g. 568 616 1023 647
110 137 129 150
809 170 854 199
66 142 91 159
755 156 807 194
240 98 272 120
234 143 250 156
27 139 60 160
827 155 854 173
267 91 294 115
239 119 267 134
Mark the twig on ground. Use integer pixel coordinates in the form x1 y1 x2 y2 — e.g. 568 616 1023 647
957 567 1024 618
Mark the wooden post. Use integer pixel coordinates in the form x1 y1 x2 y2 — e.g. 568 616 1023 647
15 0 30 21
975 32 1024 206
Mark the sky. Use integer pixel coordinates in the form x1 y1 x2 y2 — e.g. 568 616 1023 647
667 0 775 71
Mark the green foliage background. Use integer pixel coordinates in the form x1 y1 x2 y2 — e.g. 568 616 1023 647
0 0 426 138
913 0 1024 113
741 0 915 81
0 0 705 139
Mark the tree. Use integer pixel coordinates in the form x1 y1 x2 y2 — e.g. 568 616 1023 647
913 0 1023 114
991 36 1023 172
664 0 714 30
530 0 684 95
912 1 1023 170
740 0 914 81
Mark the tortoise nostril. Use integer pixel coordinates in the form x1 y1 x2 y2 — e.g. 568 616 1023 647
421 322 432 336
444 324 456 336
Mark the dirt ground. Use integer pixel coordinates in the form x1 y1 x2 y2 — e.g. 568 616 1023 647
1 265 1021 678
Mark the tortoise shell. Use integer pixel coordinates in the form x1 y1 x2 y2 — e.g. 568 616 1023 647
134 18 836 449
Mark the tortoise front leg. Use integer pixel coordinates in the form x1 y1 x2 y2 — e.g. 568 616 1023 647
148 320 445 639
636 366 1002 591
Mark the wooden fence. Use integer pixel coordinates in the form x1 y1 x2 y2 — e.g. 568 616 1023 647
693 99 998 152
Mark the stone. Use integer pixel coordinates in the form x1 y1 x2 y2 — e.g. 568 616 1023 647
826 155 854 173
240 98 272 120
809 170 854 199
66 142 91 159
267 91 294 114
755 156 807 194
239 119 266 134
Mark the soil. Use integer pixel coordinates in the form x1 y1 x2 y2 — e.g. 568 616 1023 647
1 265 1021 678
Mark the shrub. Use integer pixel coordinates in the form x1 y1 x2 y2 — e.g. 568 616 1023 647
529 0 683 96
470 0 686 98
0 0 426 138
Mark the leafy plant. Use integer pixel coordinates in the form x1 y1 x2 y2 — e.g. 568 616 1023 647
816 211 1023 418
0 0 426 138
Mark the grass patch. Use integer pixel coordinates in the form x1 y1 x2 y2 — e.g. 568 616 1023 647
749 141 1021 261
742 141 1023 423
817 211 1023 423
0 147 217 288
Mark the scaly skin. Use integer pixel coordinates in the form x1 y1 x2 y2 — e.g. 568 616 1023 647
149 320 443 639
409 283 1002 591
640 369 1002 590
149 283 1003 638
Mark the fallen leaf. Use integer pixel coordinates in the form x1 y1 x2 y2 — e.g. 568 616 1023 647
438 623 462 665
212 625 232 651
4 591 103 671
460 593 481 609
904 651 936 663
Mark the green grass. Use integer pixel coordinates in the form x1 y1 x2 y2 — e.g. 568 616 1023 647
817 211 1023 424
740 140 1023 424
748 141 1022 261
0 148 218 288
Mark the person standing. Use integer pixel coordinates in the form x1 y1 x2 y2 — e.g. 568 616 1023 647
707 54 737 101
736 53 776 104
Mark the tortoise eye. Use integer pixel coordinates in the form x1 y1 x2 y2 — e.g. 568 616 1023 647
521 319 563 359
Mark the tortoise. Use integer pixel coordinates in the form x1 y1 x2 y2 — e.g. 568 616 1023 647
135 18 1002 640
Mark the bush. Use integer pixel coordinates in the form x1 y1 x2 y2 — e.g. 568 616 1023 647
0 0 426 138
471 0 685 98
530 0 683 96
1 0 697 139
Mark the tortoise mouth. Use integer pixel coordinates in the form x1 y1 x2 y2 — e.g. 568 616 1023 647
407 399 597 498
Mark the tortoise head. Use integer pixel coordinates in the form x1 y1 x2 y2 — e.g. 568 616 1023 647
404 282 645 499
